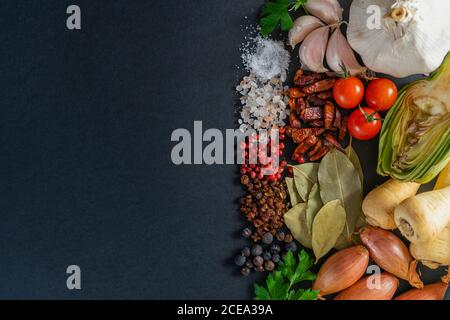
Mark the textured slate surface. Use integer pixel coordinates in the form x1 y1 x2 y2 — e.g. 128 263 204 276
0 0 447 299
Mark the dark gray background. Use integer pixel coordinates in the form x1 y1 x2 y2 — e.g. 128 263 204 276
0 0 447 299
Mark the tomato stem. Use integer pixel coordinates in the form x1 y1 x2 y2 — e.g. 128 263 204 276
358 105 383 123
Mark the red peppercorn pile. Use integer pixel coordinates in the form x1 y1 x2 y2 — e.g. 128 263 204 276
239 129 287 182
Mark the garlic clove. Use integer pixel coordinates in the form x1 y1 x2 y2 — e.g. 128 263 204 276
299 26 329 73
288 15 324 49
326 27 366 76
304 0 343 25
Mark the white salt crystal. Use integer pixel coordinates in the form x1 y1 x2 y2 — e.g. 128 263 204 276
256 97 266 106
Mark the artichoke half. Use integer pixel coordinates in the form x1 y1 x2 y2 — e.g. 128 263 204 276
378 53 450 184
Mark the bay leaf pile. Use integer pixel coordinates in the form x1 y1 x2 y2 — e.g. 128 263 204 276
284 147 365 262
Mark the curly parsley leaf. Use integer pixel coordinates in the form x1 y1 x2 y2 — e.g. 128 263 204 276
253 250 319 300
259 0 308 36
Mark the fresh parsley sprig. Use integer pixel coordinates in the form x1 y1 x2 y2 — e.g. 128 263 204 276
253 250 319 300
259 0 308 37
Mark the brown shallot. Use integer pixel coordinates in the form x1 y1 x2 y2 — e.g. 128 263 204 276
394 282 448 300
334 273 399 300
312 245 369 296
360 226 423 288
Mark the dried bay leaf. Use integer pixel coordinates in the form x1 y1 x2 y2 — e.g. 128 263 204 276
285 177 302 207
334 232 354 250
291 163 319 202
334 210 367 249
284 203 312 249
318 148 363 240
346 145 364 189
306 183 322 231
312 200 346 262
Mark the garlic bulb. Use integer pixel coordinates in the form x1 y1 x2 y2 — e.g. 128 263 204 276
299 26 329 73
304 0 343 25
289 16 324 49
326 27 367 75
347 0 450 78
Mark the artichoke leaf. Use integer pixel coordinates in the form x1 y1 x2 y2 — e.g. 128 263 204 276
378 53 450 184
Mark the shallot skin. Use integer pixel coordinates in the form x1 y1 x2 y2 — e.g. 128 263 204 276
360 226 423 289
334 273 399 300
394 282 448 300
313 245 369 296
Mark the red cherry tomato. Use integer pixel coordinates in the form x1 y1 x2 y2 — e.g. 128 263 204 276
333 76 365 109
348 107 382 140
365 78 398 112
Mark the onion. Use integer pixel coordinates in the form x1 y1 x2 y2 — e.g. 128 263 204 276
395 282 448 300
312 245 369 296
334 273 399 300
360 226 423 289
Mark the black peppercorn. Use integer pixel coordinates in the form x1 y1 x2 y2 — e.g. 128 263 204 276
251 244 263 256
253 256 264 267
242 228 252 239
241 267 251 277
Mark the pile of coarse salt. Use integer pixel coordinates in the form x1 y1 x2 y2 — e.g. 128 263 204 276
237 73 289 132
237 35 291 132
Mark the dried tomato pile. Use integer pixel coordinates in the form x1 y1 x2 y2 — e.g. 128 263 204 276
286 69 348 163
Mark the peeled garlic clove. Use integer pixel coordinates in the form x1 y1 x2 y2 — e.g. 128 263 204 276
360 226 424 289
312 245 369 296
299 26 329 73
326 27 367 75
304 0 343 25
288 15 324 49
394 282 448 300
334 273 399 300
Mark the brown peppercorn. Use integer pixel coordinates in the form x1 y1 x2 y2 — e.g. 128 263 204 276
284 234 293 243
239 179 289 244
264 260 275 272
241 175 250 185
